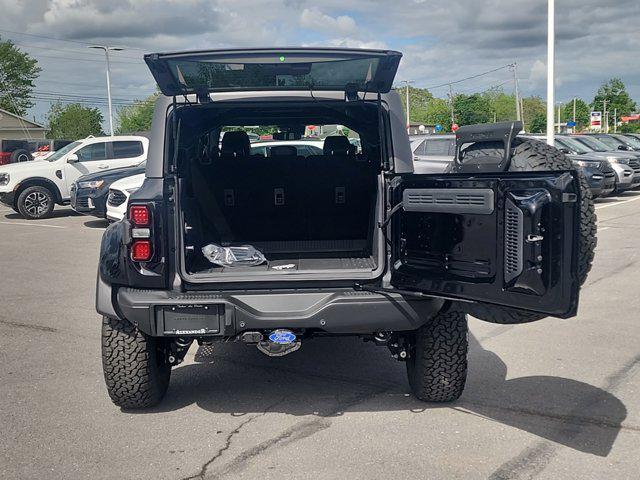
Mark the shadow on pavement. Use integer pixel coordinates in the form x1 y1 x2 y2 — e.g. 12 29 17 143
3 209 81 220
83 219 109 229
133 334 626 457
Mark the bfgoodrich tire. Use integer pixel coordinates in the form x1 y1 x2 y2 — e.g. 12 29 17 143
406 308 468 402
454 138 597 324
16 185 55 219
101 316 171 409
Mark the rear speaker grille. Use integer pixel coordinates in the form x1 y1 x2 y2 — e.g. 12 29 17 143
504 198 523 283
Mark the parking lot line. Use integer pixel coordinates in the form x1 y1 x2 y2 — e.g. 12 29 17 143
0 221 65 229
596 195 640 210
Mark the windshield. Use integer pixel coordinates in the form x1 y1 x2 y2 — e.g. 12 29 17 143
573 136 608 152
617 135 640 149
595 135 624 149
556 137 590 154
47 141 81 162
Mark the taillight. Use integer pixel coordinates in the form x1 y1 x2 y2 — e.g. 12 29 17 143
131 240 152 261
129 204 153 261
129 205 150 226
0 152 11 165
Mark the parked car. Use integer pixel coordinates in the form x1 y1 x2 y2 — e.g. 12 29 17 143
97 47 593 409
409 134 454 173
0 139 32 165
0 136 148 219
591 133 640 152
571 135 640 191
27 139 74 160
526 136 616 197
71 161 146 219
609 133 640 151
249 139 324 157
105 173 145 222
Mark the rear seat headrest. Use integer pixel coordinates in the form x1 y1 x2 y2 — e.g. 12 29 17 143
221 131 251 157
323 136 355 156
270 145 297 157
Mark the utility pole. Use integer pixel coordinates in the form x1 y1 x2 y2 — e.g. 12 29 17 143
546 0 555 146
602 99 608 134
448 84 455 125
402 80 414 134
573 97 576 123
511 62 522 122
89 45 124 136
557 103 562 133
614 108 617 133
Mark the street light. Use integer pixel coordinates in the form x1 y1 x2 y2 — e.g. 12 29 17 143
89 45 123 136
401 80 414 134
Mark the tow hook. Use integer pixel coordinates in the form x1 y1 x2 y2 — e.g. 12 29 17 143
256 329 301 357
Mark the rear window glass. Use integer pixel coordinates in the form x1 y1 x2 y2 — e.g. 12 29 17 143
113 141 143 158
424 139 453 156
168 57 380 91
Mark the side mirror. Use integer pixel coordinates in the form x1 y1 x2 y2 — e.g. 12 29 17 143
618 145 630 151
67 154 79 163
559 148 571 154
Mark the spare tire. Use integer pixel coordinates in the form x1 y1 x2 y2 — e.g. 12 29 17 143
451 138 596 324
10 148 32 163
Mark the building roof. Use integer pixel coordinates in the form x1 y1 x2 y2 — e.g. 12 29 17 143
0 107 47 130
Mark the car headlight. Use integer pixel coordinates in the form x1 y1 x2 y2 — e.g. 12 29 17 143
125 187 140 194
0 173 9 186
78 180 104 189
606 156 629 164
573 160 600 168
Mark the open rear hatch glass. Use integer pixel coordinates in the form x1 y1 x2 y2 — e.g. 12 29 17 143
144 48 402 96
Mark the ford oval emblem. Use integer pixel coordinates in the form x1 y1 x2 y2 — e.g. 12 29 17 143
268 329 296 345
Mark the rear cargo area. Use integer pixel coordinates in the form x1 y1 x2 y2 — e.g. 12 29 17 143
175 101 385 281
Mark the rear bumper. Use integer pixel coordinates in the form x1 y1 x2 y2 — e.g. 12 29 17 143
97 279 443 337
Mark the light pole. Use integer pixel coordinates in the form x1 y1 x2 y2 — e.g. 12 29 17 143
89 45 123 136
546 0 555 146
510 62 522 122
402 80 414 133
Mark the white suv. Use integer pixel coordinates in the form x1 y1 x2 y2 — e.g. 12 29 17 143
0 136 148 219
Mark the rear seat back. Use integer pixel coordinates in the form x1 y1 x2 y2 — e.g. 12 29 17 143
307 136 374 240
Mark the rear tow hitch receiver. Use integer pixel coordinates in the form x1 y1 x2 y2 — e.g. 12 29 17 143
256 329 301 357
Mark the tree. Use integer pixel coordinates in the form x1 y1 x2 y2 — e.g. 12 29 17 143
116 92 159 134
453 93 492 126
424 97 452 131
47 103 104 140
395 86 434 123
591 78 637 129
521 96 546 133
0 37 41 116
562 98 590 131
482 87 517 122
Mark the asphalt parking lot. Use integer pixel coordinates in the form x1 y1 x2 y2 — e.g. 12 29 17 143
1 193 640 480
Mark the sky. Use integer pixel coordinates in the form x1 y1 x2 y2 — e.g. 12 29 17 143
1 0 639 128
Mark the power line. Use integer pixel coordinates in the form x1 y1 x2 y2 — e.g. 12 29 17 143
424 64 513 91
9 41 143 61
0 27 147 52
21 51 142 65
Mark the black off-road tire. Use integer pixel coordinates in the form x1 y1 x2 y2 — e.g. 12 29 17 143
101 316 171 409
16 185 55 219
456 138 597 324
406 308 468 402
10 148 32 163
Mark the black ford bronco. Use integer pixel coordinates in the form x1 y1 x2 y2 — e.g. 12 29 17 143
97 48 596 408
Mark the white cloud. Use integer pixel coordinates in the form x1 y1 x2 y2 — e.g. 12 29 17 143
300 8 357 36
